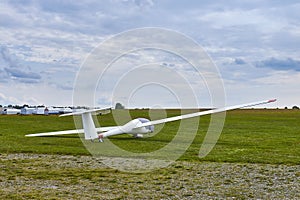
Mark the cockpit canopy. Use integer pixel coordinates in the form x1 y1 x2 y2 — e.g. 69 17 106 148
138 118 154 132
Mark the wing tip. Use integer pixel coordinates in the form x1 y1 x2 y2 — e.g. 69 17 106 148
268 99 277 103
25 134 35 137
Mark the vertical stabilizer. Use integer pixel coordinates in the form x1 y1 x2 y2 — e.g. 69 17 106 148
82 112 98 140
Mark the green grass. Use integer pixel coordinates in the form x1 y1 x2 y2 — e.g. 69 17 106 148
196 109 300 164
0 109 299 164
0 115 85 155
1 109 299 199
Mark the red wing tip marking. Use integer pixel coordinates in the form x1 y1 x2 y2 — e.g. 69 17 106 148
268 99 277 103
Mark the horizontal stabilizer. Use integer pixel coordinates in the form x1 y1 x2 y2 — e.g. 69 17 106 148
25 129 84 137
59 107 111 117
25 126 119 137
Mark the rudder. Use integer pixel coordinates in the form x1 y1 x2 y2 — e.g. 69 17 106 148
81 112 98 140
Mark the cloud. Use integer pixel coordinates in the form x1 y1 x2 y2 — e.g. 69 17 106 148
234 58 246 65
0 69 9 83
0 92 6 101
132 0 154 8
1 46 42 83
256 57 300 71
0 92 21 105
4 68 41 80
0 46 17 67
49 82 73 91
0 46 19 68
0 0 299 107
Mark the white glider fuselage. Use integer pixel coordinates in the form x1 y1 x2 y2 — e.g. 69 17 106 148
99 118 154 139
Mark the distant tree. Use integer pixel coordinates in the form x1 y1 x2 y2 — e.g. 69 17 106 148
14 105 23 109
284 106 288 109
115 102 125 109
292 106 299 110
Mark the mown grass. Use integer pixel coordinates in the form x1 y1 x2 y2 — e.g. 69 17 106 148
0 109 299 164
1 109 299 199
0 115 85 155
197 109 300 164
1 153 299 199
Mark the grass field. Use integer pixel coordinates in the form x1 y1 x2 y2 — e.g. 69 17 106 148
0 109 299 199
0 109 299 164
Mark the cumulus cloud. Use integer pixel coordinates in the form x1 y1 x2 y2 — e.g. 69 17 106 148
4 68 41 80
0 46 42 83
0 92 21 105
234 58 246 65
0 0 299 106
0 69 8 83
132 0 154 8
49 82 73 91
256 57 300 71
0 46 15 66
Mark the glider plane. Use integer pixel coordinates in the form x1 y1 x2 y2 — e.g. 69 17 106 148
25 99 277 142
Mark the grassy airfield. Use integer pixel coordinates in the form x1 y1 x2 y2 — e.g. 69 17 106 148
0 109 299 199
1 109 299 164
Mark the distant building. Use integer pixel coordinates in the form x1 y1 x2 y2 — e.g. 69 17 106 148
2 108 21 115
47 107 61 115
32 106 46 115
1 105 75 115
62 107 73 114
21 107 35 115
47 107 73 114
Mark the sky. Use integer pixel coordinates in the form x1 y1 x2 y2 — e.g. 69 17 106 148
0 0 299 108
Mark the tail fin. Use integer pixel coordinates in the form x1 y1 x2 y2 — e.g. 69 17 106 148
82 112 98 140
60 107 111 140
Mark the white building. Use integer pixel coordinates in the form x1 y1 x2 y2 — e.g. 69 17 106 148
2 108 21 115
62 107 73 114
21 107 35 115
32 106 46 115
47 107 61 115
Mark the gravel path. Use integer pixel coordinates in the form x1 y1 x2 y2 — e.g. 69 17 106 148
0 153 299 199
